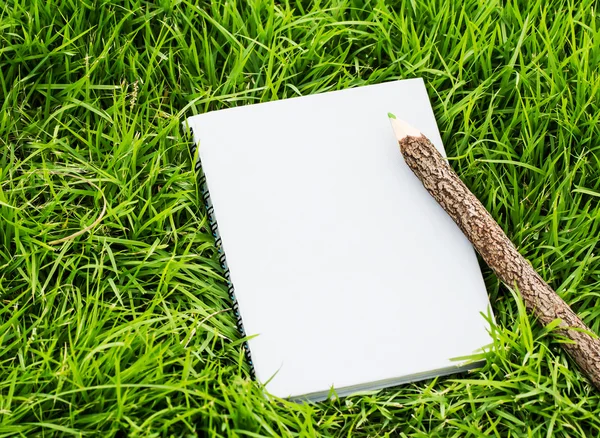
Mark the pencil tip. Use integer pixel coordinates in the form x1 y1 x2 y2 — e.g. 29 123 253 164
388 117 422 141
387 112 396 119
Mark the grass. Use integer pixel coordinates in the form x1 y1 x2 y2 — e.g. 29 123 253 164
1 0 600 435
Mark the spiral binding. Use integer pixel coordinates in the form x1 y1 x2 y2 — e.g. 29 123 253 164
193 146 256 378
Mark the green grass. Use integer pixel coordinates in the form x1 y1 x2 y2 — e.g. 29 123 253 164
1 0 600 435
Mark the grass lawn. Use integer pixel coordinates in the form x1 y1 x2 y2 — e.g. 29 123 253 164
1 0 600 435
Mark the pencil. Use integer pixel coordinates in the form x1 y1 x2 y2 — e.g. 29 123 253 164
389 115 600 389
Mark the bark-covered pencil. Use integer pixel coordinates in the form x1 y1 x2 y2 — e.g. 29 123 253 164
389 115 600 389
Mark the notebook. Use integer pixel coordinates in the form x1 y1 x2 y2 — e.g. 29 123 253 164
186 78 492 401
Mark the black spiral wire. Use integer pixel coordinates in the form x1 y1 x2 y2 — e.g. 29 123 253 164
193 145 256 378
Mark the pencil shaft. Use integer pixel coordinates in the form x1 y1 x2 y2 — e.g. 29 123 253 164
398 133 600 389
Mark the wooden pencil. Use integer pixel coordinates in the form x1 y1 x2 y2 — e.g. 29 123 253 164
389 115 600 389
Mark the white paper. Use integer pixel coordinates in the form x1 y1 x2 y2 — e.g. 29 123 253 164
186 79 492 400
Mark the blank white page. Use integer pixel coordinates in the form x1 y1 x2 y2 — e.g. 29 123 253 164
186 78 492 400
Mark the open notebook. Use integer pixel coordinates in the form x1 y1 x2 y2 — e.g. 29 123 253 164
186 78 492 401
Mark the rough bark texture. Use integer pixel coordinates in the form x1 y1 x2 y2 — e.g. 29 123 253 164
399 134 600 389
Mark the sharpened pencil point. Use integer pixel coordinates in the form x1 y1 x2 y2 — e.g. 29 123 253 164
387 112 396 119
388 117 422 141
